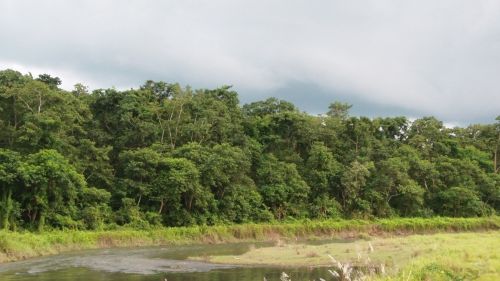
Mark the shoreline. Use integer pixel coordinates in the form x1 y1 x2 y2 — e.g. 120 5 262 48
1 216 498 264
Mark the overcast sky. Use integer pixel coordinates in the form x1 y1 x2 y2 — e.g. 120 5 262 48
1 0 500 124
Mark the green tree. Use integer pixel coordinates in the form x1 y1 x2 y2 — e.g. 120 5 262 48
256 154 309 219
152 157 214 226
437 186 492 217
118 148 161 207
340 160 372 217
173 142 265 223
18 150 85 231
327 101 352 120
304 142 342 218
78 187 112 230
408 117 449 159
372 157 425 217
36 74 61 89
0 149 21 229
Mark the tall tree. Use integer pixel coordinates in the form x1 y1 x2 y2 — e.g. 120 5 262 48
18 150 85 231
256 154 309 219
0 149 21 229
327 101 352 120
304 142 342 218
340 160 373 217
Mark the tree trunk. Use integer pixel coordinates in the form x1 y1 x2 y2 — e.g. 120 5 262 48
173 103 184 148
0 187 13 230
1 189 7 229
37 90 43 114
10 96 17 147
38 211 45 232
495 132 500 173
494 142 498 173
158 199 164 214
137 194 142 206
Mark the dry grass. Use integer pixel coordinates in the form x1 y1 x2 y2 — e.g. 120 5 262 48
190 231 500 280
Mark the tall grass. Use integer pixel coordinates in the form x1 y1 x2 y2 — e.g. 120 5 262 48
1 216 498 263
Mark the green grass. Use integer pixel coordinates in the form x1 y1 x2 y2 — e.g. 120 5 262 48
371 232 500 281
196 231 500 280
0 216 499 263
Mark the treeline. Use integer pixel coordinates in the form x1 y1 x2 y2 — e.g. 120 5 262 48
0 69 498 231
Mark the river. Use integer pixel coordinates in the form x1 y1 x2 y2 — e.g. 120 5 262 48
0 242 335 281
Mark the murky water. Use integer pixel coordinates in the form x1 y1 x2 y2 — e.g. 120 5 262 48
0 242 337 281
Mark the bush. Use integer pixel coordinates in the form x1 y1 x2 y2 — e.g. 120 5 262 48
437 187 494 217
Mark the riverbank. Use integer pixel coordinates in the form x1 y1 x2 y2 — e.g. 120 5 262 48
1 216 499 263
192 231 500 280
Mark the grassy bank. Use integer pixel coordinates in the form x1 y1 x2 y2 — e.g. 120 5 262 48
0 216 499 263
194 231 500 280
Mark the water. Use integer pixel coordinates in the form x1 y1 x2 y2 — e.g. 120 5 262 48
0 242 337 281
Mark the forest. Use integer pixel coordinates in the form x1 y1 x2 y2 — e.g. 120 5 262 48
0 68 499 232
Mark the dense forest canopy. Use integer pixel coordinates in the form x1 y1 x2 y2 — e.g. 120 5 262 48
0 69 498 231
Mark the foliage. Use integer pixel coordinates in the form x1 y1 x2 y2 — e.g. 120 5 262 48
0 68 499 231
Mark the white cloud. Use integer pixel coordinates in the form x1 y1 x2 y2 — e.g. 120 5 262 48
1 0 499 123
0 60 92 90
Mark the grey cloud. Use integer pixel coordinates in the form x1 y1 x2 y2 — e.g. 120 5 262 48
1 0 499 124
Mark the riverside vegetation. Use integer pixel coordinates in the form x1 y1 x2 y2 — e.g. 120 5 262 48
0 69 499 278
1 217 497 263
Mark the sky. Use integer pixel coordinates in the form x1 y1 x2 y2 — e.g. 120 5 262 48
1 0 500 125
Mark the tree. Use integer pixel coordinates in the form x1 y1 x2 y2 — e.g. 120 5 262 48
118 148 161 207
304 142 341 196
242 98 297 117
18 150 85 231
152 157 214 226
495 116 500 173
304 142 342 218
173 142 265 223
341 117 377 161
141 80 176 100
327 102 352 119
407 117 449 160
0 149 21 229
151 85 191 148
437 186 492 217
256 154 309 219
186 86 244 145
340 160 372 216
73 139 113 190
89 88 157 155
372 157 425 217
0 69 28 147
78 187 112 230
36 74 61 89
72 83 89 97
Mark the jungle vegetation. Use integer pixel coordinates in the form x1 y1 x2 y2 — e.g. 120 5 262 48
0 69 499 231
